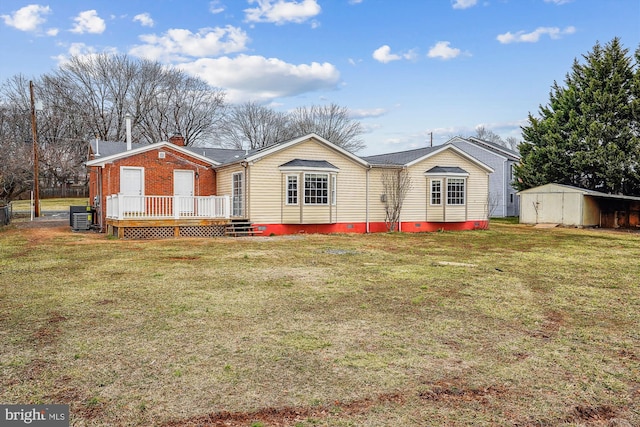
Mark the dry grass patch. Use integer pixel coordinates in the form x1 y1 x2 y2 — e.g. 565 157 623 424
0 222 638 426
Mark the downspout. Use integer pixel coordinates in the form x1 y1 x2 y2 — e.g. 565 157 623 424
487 174 490 222
503 159 508 217
365 166 370 233
398 166 405 232
242 161 249 220
97 168 103 232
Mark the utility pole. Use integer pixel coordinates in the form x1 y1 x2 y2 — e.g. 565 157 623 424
29 80 40 218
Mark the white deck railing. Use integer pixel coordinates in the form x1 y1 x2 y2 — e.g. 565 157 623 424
106 194 231 220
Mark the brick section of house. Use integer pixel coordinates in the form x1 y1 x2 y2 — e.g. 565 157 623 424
89 146 216 226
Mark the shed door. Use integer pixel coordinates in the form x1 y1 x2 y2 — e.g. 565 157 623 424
120 167 144 213
174 170 194 214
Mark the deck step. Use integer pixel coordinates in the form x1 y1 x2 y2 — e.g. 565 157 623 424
225 222 262 237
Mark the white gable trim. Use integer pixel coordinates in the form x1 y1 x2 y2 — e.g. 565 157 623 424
85 141 220 167
246 133 369 167
405 143 494 173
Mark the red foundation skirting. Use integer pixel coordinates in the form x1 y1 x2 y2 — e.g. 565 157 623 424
252 220 488 236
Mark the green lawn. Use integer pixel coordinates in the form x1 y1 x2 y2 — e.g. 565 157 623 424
0 222 638 426
9 198 89 212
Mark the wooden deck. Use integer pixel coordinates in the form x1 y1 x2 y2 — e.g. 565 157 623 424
106 218 233 239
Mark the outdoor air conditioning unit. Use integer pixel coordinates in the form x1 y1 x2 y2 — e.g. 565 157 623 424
72 212 91 231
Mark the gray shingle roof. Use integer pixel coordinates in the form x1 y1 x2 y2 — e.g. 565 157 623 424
425 166 468 174
89 139 252 165
184 147 248 164
90 140 142 158
361 146 441 166
279 159 339 169
467 137 520 160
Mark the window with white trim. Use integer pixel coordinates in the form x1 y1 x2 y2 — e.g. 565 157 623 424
304 173 329 205
447 178 465 205
331 175 337 205
287 175 298 205
431 179 442 205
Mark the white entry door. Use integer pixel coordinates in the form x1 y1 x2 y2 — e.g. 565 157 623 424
174 170 194 214
120 167 144 213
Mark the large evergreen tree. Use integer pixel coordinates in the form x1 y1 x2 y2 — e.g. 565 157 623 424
515 38 640 195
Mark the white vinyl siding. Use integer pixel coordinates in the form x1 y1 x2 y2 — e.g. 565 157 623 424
245 138 368 224
380 149 489 223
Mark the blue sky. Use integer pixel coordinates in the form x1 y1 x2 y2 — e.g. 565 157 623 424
0 0 638 155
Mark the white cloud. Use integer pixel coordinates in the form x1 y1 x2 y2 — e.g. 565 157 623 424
497 26 576 44
372 45 416 63
70 10 106 34
46 28 59 36
427 41 462 60
209 1 225 14
544 0 573 4
349 0 364 4
373 45 400 63
1 4 51 32
245 0 321 25
52 42 118 65
133 13 154 27
452 0 477 9
178 55 340 103
129 26 249 62
349 108 387 119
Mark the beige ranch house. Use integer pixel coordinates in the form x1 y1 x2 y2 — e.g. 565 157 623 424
86 134 493 238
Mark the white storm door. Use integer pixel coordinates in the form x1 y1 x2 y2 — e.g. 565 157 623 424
120 167 144 213
232 172 244 217
174 170 194 214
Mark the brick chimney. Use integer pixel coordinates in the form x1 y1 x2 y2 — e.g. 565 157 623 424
169 132 185 147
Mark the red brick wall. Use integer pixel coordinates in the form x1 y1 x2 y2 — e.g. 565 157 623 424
90 146 217 226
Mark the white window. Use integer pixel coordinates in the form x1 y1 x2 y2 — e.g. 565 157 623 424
331 175 337 205
305 173 329 205
447 178 465 205
287 175 298 205
431 179 442 205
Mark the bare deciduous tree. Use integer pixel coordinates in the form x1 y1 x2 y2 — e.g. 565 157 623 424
474 126 520 151
222 101 293 149
137 70 226 145
381 168 412 232
485 191 500 219
45 53 226 146
0 102 33 203
289 103 365 153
